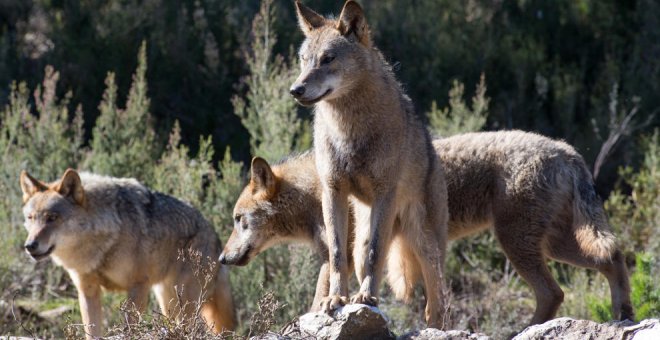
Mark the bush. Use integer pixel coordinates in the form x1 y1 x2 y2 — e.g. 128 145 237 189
427 73 489 137
588 253 660 322
84 42 158 179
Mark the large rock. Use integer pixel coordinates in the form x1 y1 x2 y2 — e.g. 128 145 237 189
297 304 395 340
398 328 491 340
252 304 659 340
513 317 660 340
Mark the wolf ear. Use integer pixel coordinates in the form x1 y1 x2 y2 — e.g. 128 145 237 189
20 171 47 203
250 157 277 198
55 169 85 206
295 0 326 36
337 1 371 46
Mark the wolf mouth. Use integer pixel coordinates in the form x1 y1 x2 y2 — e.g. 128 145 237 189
233 245 252 266
297 89 332 106
31 245 55 261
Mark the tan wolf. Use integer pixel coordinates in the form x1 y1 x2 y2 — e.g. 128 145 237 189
289 0 449 327
20 169 235 338
221 131 633 326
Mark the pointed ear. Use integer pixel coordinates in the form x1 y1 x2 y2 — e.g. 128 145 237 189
295 0 326 36
54 169 85 206
20 171 47 203
336 0 371 46
250 157 277 198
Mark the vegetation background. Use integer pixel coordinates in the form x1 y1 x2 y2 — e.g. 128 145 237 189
0 0 658 338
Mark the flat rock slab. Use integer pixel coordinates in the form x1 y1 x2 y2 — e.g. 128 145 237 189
398 328 491 340
513 317 660 340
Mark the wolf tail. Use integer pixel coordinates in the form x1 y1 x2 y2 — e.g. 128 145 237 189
386 236 421 302
571 160 617 261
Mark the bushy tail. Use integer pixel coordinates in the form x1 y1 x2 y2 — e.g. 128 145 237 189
386 236 421 302
572 162 617 261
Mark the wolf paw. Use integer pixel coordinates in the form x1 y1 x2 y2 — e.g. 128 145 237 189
319 295 347 314
349 292 378 306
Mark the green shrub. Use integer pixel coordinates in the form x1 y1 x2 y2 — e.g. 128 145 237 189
606 130 660 258
589 253 660 322
84 41 158 179
630 253 660 320
427 73 489 137
231 0 305 160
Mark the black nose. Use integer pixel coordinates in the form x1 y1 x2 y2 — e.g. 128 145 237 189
24 241 39 253
219 253 227 265
290 85 306 98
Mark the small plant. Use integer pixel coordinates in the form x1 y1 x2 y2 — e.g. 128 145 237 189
247 290 282 338
427 73 489 137
588 253 660 322
630 253 660 320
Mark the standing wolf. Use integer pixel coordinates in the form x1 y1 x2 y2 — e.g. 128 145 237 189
20 169 235 338
290 0 449 327
221 131 633 327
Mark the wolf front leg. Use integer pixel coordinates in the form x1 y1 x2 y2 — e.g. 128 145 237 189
71 272 104 339
351 189 396 306
319 185 350 314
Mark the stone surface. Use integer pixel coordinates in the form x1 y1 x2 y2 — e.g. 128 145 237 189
398 328 491 340
253 304 659 340
513 317 660 340
297 304 394 340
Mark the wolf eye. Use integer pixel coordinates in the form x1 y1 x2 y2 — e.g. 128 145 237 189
46 214 58 223
320 55 335 65
26 214 34 220
234 214 242 224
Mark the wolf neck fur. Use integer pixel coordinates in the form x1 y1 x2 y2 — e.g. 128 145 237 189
273 182 321 239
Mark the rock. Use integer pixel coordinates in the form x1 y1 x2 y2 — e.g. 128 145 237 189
513 317 660 340
254 304 659 340
298 304 395 340
630 319 660 340
398 328 491 340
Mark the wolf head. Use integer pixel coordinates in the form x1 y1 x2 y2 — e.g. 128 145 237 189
20 169 86 262
290 0 373 106
219 157 282 266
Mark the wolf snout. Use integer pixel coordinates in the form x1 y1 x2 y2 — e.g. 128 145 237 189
289 84 306 98
219 246 251 266
25 241 55 260
24 240 39 253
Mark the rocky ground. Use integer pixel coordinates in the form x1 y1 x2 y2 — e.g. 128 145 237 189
252 304 660 340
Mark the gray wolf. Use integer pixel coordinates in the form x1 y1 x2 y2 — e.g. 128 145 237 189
289 0 450 327
20 169 235 338
220 130 633 326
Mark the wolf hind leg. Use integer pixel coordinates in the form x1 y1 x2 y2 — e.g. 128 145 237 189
546 234 633 321
402 195 448 329
386 234 422 302
201 266 236 332
153 273 203 325
125 283 150 324
494 219 564 325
